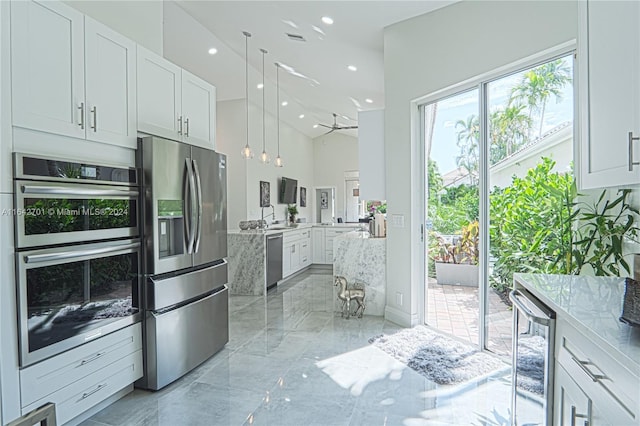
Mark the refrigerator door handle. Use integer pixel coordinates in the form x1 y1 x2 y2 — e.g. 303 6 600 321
184 158 197 254
192 159 203 252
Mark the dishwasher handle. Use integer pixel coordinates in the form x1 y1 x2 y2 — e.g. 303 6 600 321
509 289 552 326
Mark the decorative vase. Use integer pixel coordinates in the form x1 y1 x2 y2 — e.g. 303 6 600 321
289 214 296 225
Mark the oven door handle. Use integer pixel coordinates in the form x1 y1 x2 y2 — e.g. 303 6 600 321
509 289 551 326
24 242 140 264
21 185 138 198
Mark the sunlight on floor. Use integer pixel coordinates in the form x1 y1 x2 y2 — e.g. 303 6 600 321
316 345 407 396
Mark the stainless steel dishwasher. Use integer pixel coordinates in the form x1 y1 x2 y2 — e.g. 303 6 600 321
266 233 283 290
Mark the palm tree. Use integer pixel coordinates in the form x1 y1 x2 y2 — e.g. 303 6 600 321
510 59 571 138
454 114 480 183
489 104 531 164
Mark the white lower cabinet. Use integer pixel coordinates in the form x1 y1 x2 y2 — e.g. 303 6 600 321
283 229 311 278
312 228 326 264
554 319 639 425
20 323 142 425
554 364 591 426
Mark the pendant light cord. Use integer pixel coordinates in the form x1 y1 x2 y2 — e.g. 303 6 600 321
244 31 251 150
276 63 280 156
261 49 266 153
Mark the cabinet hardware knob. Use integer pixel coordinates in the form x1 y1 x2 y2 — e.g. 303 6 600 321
628 132 640 171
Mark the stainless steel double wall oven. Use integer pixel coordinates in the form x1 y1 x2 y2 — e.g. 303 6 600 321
13 153 141 367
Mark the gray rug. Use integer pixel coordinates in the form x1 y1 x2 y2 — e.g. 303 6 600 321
369 326 506 385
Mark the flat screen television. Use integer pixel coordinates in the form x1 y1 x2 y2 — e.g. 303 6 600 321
279 176 298 204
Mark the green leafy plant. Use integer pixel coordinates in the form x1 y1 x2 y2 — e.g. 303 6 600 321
569 189 639 276
287 204 298 216
489 158 639 295
429 220 479 266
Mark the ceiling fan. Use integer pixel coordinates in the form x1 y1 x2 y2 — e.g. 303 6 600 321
317 113 358 135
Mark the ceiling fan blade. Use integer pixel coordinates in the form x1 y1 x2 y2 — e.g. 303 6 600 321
338 126 358 130
322 128 335 135
317 123 333 129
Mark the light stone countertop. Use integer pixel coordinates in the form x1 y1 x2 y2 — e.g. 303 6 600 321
337 230 385 239
228 223 363 235
514 273 640 371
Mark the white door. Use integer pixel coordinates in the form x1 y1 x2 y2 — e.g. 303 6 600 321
137 45 182 140
11 0 85 139
579 1 640 189
84 17 136 148
181 70 216 149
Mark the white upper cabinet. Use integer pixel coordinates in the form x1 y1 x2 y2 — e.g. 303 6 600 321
137 46 216 149
578 0 640 189
11 0 85 139
181 70 216 149
136 45 182 140
10 1 137 149
84 17 136 148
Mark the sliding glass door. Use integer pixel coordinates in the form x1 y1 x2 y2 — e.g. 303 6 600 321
423 53 574 358
425 89 480 346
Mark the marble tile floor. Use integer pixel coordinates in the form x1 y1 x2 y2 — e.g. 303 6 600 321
84 270 515 426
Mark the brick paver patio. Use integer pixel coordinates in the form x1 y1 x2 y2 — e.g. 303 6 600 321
426 278 513 358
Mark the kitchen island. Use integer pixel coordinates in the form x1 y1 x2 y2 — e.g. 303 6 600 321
228 224 361 295
514 273 640 425
332 231 386 316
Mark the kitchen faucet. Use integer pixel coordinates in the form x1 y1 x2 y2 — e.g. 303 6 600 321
261 204 275 228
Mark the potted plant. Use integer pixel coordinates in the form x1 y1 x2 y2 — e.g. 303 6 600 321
430 220 479 286
287 204 298 225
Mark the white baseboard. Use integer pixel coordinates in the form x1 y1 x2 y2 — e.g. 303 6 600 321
384 306 413 327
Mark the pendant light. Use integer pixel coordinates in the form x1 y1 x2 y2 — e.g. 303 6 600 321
259 48 270 164
240 31 253 159
274 62 284 168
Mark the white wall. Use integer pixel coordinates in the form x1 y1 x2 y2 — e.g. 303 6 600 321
65 0 163 54
313 132 359 223
383 0 578 326
216 99 315 228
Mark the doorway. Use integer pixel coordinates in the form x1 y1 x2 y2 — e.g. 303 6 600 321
423 53 574 357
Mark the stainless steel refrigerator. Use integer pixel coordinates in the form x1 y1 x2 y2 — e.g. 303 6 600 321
137 136 228 390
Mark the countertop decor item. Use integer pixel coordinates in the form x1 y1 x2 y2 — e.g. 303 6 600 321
287 204 298 225
620 277 640 327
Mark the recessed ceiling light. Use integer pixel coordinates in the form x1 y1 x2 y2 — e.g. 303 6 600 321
313 124 319 128
348 65 357 72
321 16 334 25
365 98 373 104
299 114 305 119
257 83 264 89
281 101 288 106
312 25 325 36
208 47 218 55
